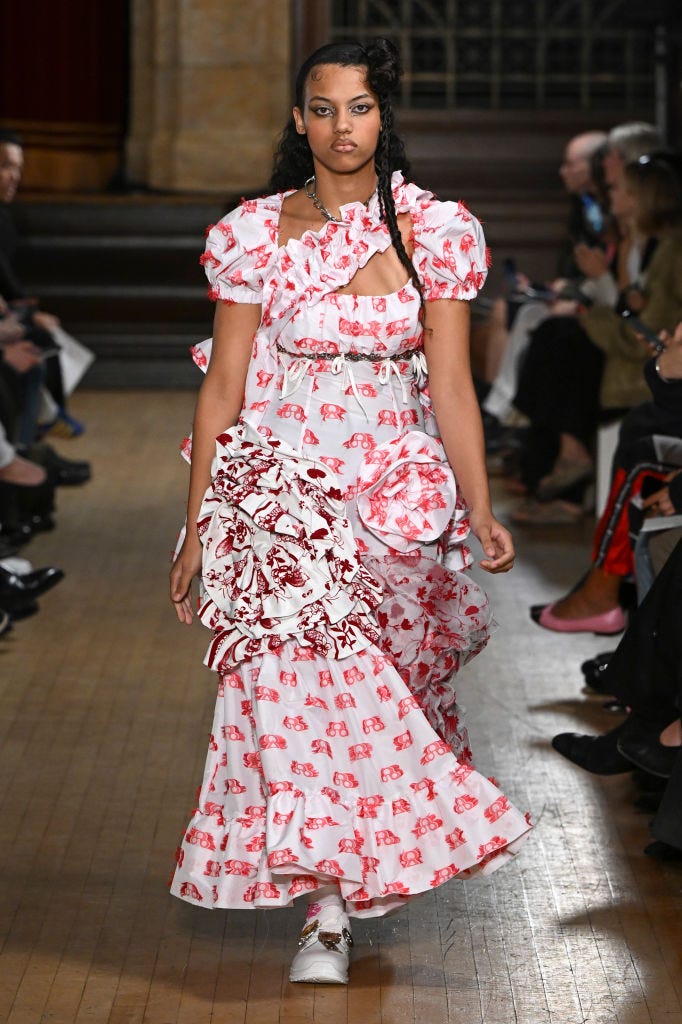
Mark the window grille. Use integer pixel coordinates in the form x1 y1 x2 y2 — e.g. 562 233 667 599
329 0 655 110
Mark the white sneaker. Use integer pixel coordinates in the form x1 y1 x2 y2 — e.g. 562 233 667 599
289 902 353 984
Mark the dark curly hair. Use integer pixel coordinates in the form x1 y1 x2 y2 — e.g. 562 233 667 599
270 38 422 312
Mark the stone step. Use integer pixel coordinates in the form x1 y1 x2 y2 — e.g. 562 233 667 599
66 325 208 388
28 285 212 329
18 235 204 288
13 195 228 236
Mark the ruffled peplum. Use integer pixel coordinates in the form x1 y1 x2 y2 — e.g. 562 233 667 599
197 422 384 671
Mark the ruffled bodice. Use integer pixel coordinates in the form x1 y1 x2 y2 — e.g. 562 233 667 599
201 172 489 341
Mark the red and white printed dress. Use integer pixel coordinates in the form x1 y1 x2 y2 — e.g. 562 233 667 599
170 171 531 917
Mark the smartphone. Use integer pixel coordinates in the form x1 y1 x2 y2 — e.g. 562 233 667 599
640 474 666 500
523 286 557 302
555 281 593 307
621 310 665 352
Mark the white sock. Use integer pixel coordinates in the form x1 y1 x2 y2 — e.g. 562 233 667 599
305 885 345 921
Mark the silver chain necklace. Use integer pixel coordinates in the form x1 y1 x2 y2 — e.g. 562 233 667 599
304 175 375 224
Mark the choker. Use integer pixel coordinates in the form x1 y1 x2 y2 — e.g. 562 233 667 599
304 176 375 224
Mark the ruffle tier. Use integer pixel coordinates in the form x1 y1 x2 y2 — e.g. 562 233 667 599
170 646 532 918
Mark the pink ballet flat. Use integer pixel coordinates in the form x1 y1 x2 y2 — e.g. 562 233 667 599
537 602 627 635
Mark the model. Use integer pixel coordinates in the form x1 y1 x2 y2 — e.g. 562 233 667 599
169 38 531 985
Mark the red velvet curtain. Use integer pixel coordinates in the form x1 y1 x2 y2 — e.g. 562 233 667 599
0 0 128 127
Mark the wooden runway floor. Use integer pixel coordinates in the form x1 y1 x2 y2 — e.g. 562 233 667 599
1 389 681 1024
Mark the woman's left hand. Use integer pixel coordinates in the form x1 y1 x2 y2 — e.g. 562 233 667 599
574 243 608 279
470 510 515 573
642 483 675 517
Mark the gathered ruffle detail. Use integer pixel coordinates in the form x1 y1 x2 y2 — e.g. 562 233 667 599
355 430 460 551
198 174 489 337
263 210 392 334
262 174 488 334
197 423 383 671
202 196 281 304
171 761 529 917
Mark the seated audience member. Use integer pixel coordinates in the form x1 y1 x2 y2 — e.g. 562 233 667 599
0 308 46 489
0 128 87 441
509 156 682 525
529 319 682 631
0 299 88 487
484 121 662 452
0 136 81 636
602 121 663 186
551 537 682 860
0 422 44 485
0 299 45 447
482 130 607 437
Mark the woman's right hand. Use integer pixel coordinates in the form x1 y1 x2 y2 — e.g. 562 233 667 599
654 321 682 379
574 243 608 278
170 533 203 624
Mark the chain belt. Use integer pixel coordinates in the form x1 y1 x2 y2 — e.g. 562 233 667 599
276 343 421 362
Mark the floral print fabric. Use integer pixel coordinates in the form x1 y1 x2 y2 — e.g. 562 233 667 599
198 423 384 670
170 172 531 917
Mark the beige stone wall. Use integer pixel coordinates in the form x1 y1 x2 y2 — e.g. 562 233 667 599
127 0 292 193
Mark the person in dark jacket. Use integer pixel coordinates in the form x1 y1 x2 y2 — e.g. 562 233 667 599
551 537 682 859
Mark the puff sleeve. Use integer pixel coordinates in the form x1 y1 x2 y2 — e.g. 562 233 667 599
200 199 278 304
411 197 490 301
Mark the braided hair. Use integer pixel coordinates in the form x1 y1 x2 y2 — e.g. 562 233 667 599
270 38 424 317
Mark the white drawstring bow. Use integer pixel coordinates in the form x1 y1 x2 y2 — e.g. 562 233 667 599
277 348 426 421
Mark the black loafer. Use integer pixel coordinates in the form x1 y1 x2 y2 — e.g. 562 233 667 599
551 731 633 775
28 513 56 533
580 650 616 693
0 565 64 601
52 463 91 487
22 443 91 487
17 567 65 593
8 598 39 621
616 734 680 779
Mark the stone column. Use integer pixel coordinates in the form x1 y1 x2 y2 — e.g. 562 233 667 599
126 0 292 193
